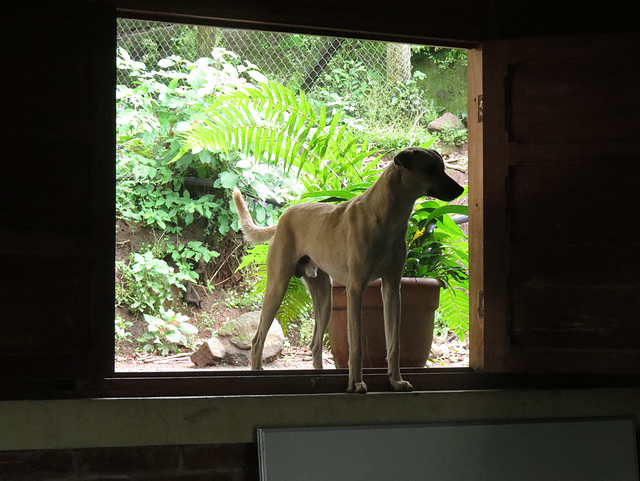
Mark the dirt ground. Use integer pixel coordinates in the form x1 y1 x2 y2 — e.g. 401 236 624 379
114 336 469 372
114 270 470 374
114 283 469 373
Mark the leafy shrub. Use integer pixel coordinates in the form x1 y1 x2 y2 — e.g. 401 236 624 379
412 46 467 69
115 316 133 349
116 47 301 325
436 127 468 148
116 47 265 239
118 250 195 315
309 65 439 150
138 309 198 355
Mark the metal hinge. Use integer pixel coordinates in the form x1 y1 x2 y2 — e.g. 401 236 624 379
477 94 484 123
477 290 485 319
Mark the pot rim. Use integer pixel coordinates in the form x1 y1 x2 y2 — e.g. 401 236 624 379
332 277 445 288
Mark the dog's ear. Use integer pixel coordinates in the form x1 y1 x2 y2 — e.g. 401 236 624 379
394 148 415 170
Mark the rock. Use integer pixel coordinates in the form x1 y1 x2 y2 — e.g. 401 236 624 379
427 112 465 131
190 337 227 366
217 311 260 349
190 311 285 367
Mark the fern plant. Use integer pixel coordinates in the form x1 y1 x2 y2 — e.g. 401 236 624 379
236 244 312 333
175 80 382 330
405 194 469 340
174 80 382 191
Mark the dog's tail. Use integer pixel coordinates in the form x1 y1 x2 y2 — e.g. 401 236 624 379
232 187 277 244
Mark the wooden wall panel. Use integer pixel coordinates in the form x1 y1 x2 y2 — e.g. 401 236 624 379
481 34 640 372
508 161 640 243
1 2 115 384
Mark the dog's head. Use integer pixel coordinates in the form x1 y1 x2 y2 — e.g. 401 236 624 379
393 147 464 201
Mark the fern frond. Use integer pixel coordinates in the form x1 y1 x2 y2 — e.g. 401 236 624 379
437 285 469 341
176 80 374 184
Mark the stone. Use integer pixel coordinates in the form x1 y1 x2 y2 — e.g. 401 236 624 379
190 337 227 367
427 112 465 131
190 311 285 367
217 311 260 350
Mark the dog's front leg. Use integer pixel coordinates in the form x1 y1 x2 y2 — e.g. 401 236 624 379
381 277 413 392
346 283 367 393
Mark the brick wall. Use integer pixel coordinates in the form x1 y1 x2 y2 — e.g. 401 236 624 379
0 443 259 481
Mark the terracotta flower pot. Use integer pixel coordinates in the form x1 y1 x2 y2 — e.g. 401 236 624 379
328 277 444 368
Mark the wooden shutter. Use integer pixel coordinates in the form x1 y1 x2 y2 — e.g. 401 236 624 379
1 2 115 389
473 34 640 373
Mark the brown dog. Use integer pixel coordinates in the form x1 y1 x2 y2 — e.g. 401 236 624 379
233 147 463 393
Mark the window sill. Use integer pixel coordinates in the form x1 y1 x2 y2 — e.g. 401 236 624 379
84 368 640 397
1 385 639 450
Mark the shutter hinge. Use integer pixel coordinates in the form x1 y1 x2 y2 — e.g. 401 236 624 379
477 290 485 319
477 94 483 123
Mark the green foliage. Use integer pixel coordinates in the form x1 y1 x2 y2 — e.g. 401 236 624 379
115 316 133 342
116 47 301 334
176 80 382 192
223 288 264 311
412 46 467 69
405 193 469 339
310 65 439 150
404 198 468 280
314 60 371 120
411 48 468 119
166 240 219 272
436 127 468 148
138 309 199 355
116 47 269 238
118 250 195 315
237 244 312 333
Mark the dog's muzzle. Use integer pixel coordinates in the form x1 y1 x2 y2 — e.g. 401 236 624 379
429 175 464 202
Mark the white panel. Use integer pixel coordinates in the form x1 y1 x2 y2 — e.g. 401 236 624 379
259 418 637 481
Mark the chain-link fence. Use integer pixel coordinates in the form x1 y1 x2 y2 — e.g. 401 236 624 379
117 19 413 91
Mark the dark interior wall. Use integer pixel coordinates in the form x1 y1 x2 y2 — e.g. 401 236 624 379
1 1 639 479
114 0 640 45
0 443 259 481
2 2 115 386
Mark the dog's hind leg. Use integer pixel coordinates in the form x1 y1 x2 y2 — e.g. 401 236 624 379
381 276 413 392
251 269 290 370
304 269 332 369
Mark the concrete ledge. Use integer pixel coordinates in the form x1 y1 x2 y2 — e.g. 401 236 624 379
1 388 639 450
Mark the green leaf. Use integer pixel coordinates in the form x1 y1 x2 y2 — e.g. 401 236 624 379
219 171 240 189
178 322 198 335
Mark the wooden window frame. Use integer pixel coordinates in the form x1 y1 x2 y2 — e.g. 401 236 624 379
83 11 640 400
92 12 485 397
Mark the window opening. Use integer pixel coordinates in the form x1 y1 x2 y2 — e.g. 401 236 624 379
115 19 470 374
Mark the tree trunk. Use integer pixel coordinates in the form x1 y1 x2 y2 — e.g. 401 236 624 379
197 26 217 58
386 43 411 83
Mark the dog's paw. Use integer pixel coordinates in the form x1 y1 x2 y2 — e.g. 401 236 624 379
347 381 368 394
391 380 413 392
